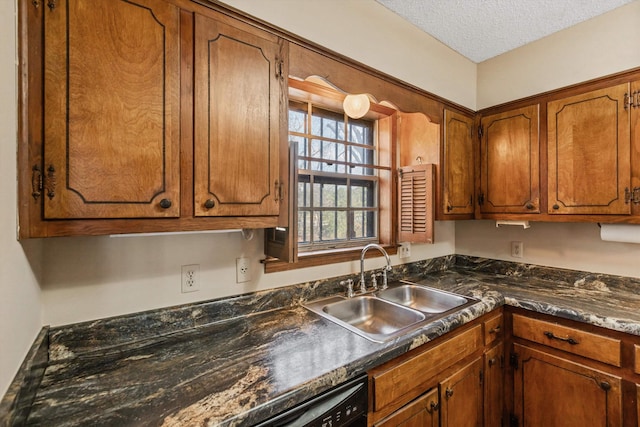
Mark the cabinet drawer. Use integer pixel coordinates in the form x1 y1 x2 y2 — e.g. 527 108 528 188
371 324 482 412
483 312 503 346
512 314 621 367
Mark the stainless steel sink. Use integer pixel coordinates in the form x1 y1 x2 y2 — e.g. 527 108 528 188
303 282 475 343
377 283 469 313
304 295 425 342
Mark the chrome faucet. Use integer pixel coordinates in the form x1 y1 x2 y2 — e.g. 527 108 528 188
359 243 393 293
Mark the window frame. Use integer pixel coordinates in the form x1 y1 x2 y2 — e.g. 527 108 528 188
264 78 398 273
292 100 380 252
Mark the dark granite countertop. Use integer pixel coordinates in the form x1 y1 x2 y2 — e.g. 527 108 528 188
5 256 640 426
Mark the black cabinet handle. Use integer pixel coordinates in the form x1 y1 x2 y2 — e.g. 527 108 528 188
544 331 579 345
204 199 215 209
159 198 172 209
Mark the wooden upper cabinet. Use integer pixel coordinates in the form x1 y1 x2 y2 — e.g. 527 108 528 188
548 83 631 215
193 13 284 217
631 80 640 216
42 0 181 219
443 110 475 216
479 105 540 214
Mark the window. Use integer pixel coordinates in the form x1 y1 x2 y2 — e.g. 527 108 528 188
264 78 396 272
289 101 379 252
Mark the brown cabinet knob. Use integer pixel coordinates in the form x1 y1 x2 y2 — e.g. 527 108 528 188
204 199 215 209
159 198 172 209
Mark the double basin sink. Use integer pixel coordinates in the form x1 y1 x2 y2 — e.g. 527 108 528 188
304 280 476 342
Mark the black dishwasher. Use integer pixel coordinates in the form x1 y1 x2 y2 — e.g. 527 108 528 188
255 374 367 427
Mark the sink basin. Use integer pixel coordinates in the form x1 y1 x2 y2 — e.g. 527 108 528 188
305 296 425 342
378 284 468 313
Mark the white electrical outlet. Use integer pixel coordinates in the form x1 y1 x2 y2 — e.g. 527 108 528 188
398 243 411 259
236 257 251 283
181 264 200 293
511 241 523 258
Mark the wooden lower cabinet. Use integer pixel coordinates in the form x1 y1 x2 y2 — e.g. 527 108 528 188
440 357 483 427
512 343 622 426
375 388 439 427
368 311 504 427
484 343 505 427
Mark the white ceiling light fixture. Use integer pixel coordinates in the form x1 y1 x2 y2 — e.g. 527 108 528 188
343 94 371 119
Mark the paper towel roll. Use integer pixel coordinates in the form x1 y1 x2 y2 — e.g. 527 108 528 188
600 224 640 244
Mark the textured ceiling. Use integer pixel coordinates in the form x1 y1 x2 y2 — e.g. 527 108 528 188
375 0 636 63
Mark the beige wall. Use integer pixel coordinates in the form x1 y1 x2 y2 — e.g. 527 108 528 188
456 221 640 279
460 1 640 277
0 2 43 398
477 1 640 109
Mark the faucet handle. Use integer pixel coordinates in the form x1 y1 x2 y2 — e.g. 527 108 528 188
370 273 378 290
381 269 389 290
340 279 355 298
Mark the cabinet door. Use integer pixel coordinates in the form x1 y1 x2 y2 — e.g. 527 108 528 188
637 384 640 427
631 80 640 216
479 105 540 214
440 357 483 427
43 0 181 218
443 110 475 216
375 388 439 427
513 343 622 427
484 343 504 427
548 83 631 215
194 13 283 217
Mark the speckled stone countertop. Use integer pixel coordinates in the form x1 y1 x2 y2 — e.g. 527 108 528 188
4 256 640 426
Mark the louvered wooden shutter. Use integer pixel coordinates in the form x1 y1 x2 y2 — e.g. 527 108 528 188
398 164 435 243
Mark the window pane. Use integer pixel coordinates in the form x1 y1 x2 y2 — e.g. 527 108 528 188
352 210 376 239
350 180 376 208
347 120 373 145
319 211 347 241
349 146 375 175
289 108 307 133
298 211 311 244
298 180 310 207
290 136 307 169
311 108 344 140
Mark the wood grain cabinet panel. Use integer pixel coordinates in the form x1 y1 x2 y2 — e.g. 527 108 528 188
547 83 631 215
443 110 475 216
193 13 283 217
439 357 483 427
483 312 503 347
43 0 181 218
479 105 540 214
513 343 622 427
484 343 504 427
637 384 640 427
512 313 621 367
375 388 439 427
370 324 482 414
